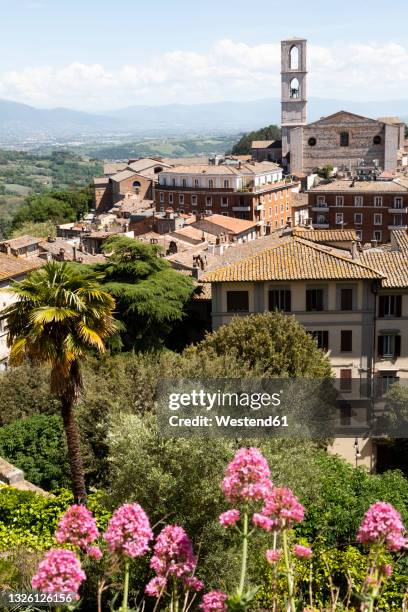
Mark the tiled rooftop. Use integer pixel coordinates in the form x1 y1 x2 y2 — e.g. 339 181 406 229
292 228 357 242
309 180 408 193
160 161 281 176
202 237 383 283
0 235 41 249
0 253 43 282
391 229 408 251
359 251 408 288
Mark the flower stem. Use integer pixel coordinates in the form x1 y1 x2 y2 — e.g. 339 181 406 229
282 528 296 612
122 559 130 612
238 509 248 596
172 576 179 612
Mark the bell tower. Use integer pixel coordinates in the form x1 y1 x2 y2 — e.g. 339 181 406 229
281 38 307 169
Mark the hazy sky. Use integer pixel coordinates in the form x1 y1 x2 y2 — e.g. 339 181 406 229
1 0 408 110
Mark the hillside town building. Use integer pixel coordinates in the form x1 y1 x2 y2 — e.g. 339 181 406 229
308 179 408 243
155 162 299 235
279 38 405 175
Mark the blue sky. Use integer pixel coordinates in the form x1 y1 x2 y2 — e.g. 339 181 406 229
1 0 408 109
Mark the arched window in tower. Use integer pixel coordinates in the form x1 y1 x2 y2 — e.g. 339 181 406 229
290 78 300 99
290 46 299 70
340 132 349 147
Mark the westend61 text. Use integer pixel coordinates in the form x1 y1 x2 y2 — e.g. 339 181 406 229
168 415 289 428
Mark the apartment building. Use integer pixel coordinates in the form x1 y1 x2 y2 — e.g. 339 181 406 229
201 230 408 469
155 162 299 236
308 179 408 243
0 254 44 369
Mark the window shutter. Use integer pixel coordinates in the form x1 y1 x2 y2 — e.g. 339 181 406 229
378 336 384 357
379 296 385 317
286 290 292 312
396 295 402 317
395 335 401 357
306 290 311 311
323 331 329 351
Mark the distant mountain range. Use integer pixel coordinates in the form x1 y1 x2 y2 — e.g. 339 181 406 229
0 97 407 142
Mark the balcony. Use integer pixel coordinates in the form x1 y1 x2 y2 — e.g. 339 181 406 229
232 206 251 212
313 223 329 229
311 203 329 212
256 203 264 211
388 207 408 213
388 225 408 230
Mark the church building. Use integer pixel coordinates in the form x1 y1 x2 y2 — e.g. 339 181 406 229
281 38 405 176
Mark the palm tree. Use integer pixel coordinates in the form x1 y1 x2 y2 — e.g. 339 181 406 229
1 261 116 503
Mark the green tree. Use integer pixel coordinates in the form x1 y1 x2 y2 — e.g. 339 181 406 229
11 188 92 229
1 261 116 502
230 125 281 155
96 235 195 350
187 312 332 377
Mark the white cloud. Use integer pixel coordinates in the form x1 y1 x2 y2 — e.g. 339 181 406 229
0 39 408 110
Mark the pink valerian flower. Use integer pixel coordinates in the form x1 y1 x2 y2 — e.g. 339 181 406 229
55 505 99 552
252 513 274 531
266 549 281 563
183 576 204 591
357 502 407 552
293 544 312 559
380 564 393 578
200 590 228 612
150 525 197 579
104 503 153 558
222 447 272 504
261 487 305 529
87 546 103 560
219 510 240 527
145 576 167 597
31 549 86 600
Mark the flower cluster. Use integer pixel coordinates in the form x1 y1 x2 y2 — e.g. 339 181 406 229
266 549 281 563
219 509 240 527
56 504 101 557
146 525 203 596
260 487 305 529
104 503 153 558
31 549 86 599
293 544 312 559
200 590 228 612
357 501 407 551
222 447 272 504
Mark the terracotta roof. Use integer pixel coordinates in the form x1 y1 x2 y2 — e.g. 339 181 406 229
292 228 357 242
309 180 408 193
171 226 205 242
103 162 127 175
359 251 408 288
38 240 106 264
199 214 257 233
377 116 404 125
93 177 110 185
1 235 41 250
201 237 383 283
127 158 171 172
251 140 275 149
111 169 138 182
161 161 281 176
292 193 308 207
0 253 44 281
391 229 408 251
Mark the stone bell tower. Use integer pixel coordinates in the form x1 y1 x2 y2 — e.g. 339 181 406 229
281 38 307 169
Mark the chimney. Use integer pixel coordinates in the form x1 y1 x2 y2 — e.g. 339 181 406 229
371 239 378 248
351 240 358 259
59 248 65 261
73 246 77 261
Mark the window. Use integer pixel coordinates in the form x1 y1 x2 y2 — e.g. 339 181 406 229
161 178 167 186
290 77 300 99
374 213 382 225
379 373 399 396
339 401 352 424
191 195 197 206
306 288 324 311
341 330 353 352
311 330 329 351
393 214 404 226
336 196 344 206
394 197 403 209
340 288 353 311
374 196 383 207
290 45 299 69
354 213 363 224
182 178 187 187
317 196 325 204
169 194 173 204
316 214 327 224
206 196 212 206
356 230 362 241
308 137 317 147
340 132 349 147
373 135 382 145
227 291 249 312
280 204 284 212
379 295 402 317
269 207 272 217
223 180 230 188
221 197 228 207
172 178 176 187
378 334 401 358
335 212 344 225
340 370 352 393
208 179 214 188
133 180 141 188
269 289 291 312
355 196 363 207
194 179 200 188
275 205 278 214
205 209 212 215
374 230 382 242
179 194 184 205
159 192 164 203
